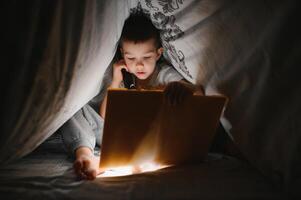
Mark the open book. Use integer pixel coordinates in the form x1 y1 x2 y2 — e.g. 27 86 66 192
99 89 227 170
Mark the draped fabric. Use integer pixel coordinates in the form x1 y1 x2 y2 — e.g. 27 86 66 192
0 0 130 162
1 0 300 191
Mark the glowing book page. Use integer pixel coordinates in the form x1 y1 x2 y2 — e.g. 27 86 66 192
99 89 227 169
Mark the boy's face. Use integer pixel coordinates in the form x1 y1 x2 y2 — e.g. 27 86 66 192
121 38 163 80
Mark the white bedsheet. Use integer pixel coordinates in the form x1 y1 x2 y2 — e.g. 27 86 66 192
0 150 284 200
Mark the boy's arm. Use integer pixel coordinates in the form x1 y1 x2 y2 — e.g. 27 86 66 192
99 94 108 119
99 80 122 119
100 59 128 118
99 59 127 119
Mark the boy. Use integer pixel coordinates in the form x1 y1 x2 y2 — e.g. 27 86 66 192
61 12 204 180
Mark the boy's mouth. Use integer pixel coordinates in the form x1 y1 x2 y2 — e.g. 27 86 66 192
137 72 145 75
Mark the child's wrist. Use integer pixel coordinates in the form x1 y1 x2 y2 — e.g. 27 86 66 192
110 80 121 88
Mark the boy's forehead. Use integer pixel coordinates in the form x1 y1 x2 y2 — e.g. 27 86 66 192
121 39 158 53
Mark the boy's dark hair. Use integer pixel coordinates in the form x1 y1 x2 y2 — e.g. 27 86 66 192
120 12 161 48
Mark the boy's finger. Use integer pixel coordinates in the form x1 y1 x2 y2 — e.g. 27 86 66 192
168 85 177 105
163 88 171 105
176 89 185 105
180 88 191 103
171 89 181 105
120 66 128 71
173 83 184 105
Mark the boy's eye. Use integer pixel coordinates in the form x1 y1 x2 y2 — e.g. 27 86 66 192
144 56 151 59
127 57 134 60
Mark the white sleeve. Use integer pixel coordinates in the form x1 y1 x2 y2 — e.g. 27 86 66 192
156 65 184 85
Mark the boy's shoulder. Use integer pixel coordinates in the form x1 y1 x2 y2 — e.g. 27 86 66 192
155 62 184 85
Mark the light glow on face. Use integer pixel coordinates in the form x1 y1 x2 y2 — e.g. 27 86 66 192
121 39 163 80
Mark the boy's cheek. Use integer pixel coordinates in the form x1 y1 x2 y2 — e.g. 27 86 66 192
147 59 156 65
127 66 135 74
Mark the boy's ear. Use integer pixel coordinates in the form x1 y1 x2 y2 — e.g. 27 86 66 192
156 47 164 60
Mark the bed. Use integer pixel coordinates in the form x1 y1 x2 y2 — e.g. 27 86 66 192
0 147 283 200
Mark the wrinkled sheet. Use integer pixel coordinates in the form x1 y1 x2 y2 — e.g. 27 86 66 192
0 150 285 200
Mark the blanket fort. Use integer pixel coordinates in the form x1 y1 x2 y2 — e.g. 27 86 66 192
99 89 227 177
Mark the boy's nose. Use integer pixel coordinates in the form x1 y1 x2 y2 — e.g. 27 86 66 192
136 62 144 70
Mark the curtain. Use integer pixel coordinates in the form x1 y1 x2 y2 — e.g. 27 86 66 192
0 0 130 163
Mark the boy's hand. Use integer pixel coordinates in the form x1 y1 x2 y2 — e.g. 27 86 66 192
111 59 128 88
164 81 194 106
164 81 204 105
